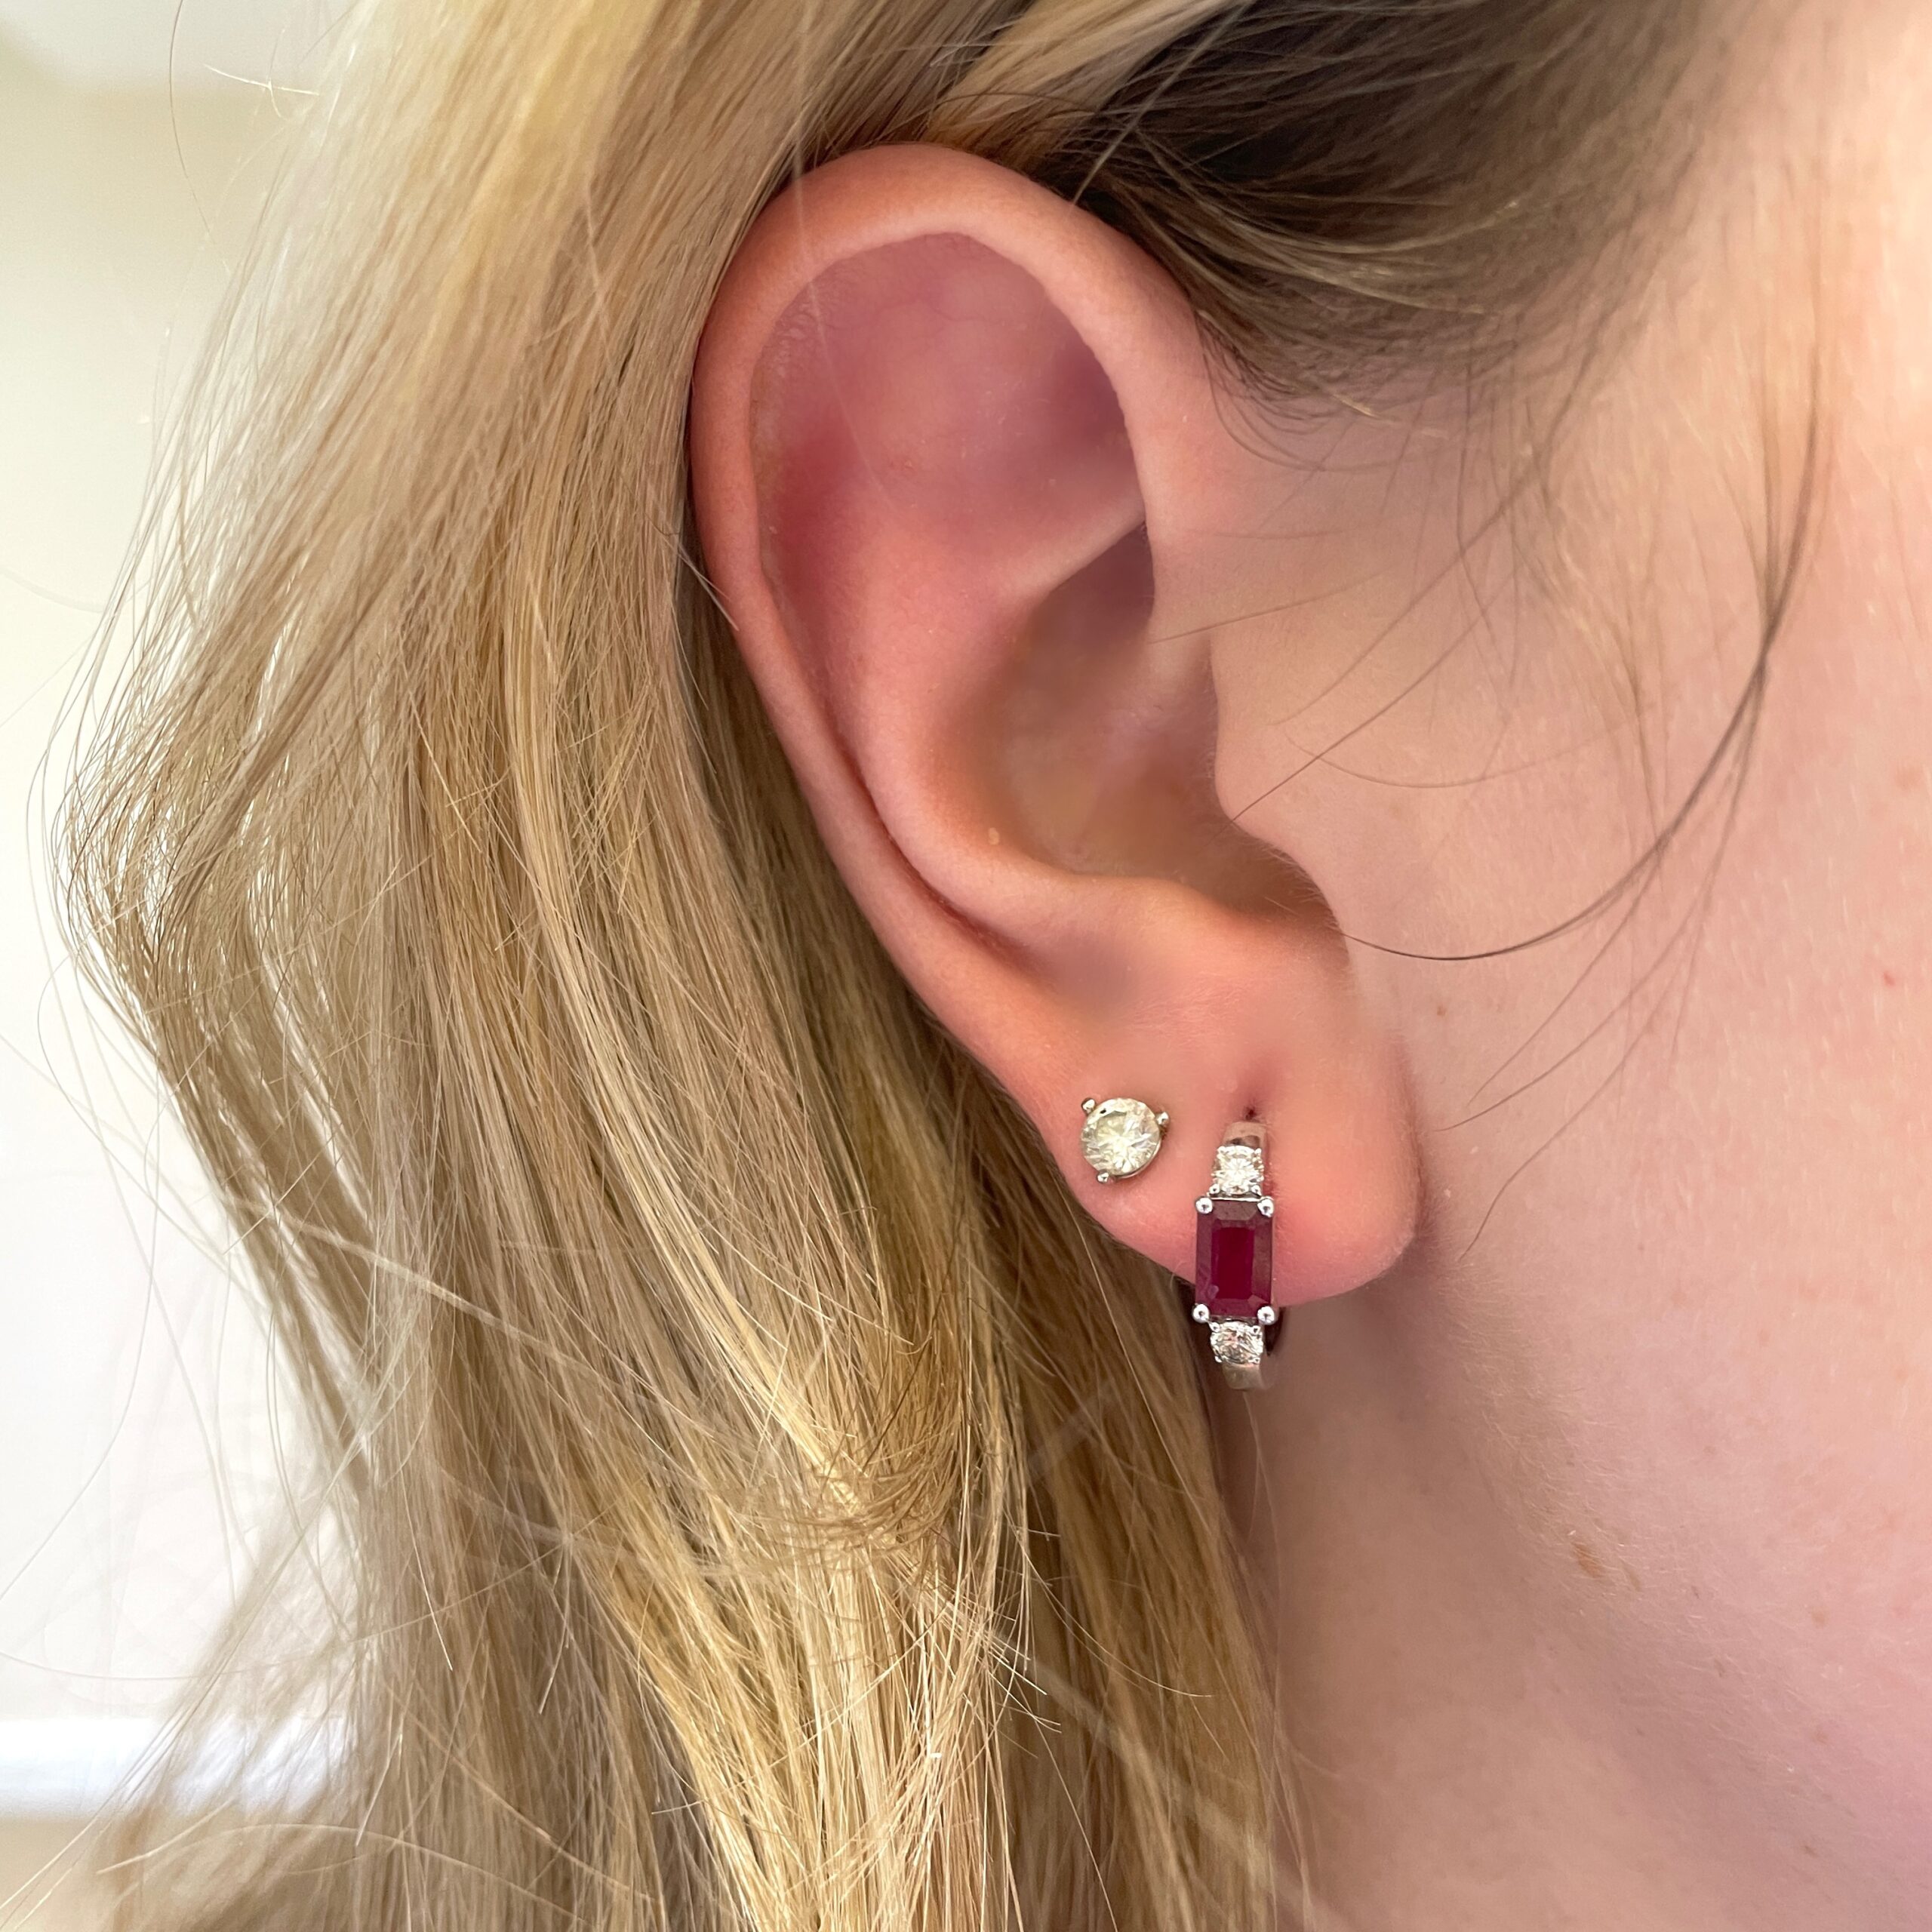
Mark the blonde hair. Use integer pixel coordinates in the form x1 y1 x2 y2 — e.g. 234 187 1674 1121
63 3 1696 1927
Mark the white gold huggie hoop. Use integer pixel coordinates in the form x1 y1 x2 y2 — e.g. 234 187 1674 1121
1189 1121 1279 1390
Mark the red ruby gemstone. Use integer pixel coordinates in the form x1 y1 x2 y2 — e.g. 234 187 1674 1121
1195 1197 1273 1321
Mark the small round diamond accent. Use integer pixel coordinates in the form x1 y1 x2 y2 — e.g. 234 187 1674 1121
1208 1143 1265 1198
1208 1321 1265 1368
1079 1097 1165 1180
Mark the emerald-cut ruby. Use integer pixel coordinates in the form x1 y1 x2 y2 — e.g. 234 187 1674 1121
1195 1196 1272 1321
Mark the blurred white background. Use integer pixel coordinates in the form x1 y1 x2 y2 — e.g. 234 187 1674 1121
0 3 328 1918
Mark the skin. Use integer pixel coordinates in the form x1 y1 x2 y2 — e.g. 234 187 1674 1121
691 5 1932 1924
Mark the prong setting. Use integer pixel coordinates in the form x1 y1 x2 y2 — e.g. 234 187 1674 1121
1208 1319 1266 1375
1258 1197 1275 1218
1191 1303 1211 1324
1079 1096 1166 1181
1257 1306 1278 1327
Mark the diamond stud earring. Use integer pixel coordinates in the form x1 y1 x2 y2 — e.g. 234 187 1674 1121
1189 1121 1279 1389
1079 1096 1168 1183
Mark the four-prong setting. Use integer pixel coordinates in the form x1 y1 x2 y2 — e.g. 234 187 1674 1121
1079 1096 1168 1183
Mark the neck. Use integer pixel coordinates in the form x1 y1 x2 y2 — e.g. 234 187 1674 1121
1220 1278 1875 1932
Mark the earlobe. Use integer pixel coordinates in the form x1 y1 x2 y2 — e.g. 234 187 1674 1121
691 146 1419 1303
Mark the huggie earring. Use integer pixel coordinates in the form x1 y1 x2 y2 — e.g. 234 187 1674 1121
1189 1121 1278 1389
1079 1096 1168 1183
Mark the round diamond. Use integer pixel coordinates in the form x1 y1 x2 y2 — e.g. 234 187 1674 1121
1209 1143 1264 1198
1079 1097 1164 1180
1209 1321 1265 1369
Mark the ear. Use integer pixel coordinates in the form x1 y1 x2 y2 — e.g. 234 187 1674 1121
691 146 1416 1300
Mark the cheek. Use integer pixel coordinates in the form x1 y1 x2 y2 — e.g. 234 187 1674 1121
1215 406 1932 1856
1429 514 1932 1857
